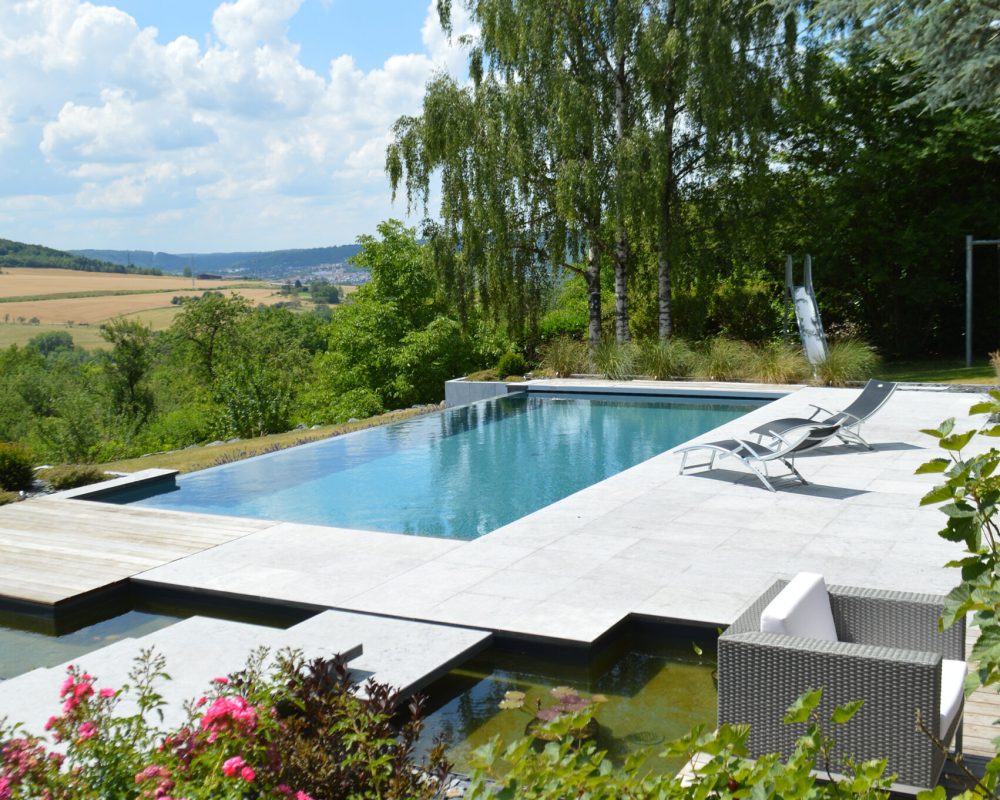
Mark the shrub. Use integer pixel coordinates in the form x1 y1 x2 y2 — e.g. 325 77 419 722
747 341 812 384
538 306 588 342
591 340 637 380
539 337 588 378
0 490 18 505
495 351 528 379
814 339 881 386
991 349 1000 382
635 338 695 379
710 271 783 344
326 388 385 424
691 337 754 381
0 442 34 491
39 465 112 491
464 368 499 382
0 649 448 800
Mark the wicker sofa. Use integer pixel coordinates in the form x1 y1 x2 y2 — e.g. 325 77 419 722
718 576 966 791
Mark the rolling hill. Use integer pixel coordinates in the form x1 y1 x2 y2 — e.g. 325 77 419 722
0 238 161 275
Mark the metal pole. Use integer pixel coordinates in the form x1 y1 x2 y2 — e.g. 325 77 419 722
966 234 973 368
784 254 793 344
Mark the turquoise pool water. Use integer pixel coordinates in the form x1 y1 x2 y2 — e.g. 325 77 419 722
111 392 764 540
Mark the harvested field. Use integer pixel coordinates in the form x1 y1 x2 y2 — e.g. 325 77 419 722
0 287 283 326
0 267 255 298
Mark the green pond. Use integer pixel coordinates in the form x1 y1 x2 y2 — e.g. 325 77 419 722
0 610 181 681
416 648 718 775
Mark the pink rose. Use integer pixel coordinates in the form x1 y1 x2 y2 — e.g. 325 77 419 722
44 715 58 731
99 687 115 699
295 792 315 800
77 721 97 740
222 756 246 778
60 675 75 697
212 676 229 685
240 766 255 782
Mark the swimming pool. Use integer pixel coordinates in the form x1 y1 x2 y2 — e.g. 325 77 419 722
108 392 765 540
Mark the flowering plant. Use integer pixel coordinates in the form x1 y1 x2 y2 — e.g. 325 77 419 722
0 647 447 800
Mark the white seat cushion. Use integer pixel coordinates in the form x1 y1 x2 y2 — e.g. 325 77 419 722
940 659 967 737
760 572 838 642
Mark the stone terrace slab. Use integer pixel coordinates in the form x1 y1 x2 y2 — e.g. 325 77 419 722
135 383 994 646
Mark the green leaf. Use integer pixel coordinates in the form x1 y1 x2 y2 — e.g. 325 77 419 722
691 642 703 656
923 418 955 439
940 430 976 451
831 699 864 724
916 786 947 800
982 425 1000 438
920 484 954 506
915 458 950 474
941 501 976 518
783 688 822 724
970 402 998 415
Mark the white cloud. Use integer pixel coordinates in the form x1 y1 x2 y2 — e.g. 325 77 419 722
0 0 474 250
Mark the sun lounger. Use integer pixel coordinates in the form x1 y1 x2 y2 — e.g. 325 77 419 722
749 379 896 451
677 423 842 492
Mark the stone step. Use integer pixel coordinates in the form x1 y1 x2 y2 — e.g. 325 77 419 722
288 609 492 697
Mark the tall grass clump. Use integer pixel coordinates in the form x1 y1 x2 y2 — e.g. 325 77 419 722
747 341 811 384
814 339 881 386
635 338 695 379
591 339 637 380
538 337 588 378
691 337 754 381
991 349 1000 382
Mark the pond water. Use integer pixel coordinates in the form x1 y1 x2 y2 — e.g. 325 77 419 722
416 647 717 774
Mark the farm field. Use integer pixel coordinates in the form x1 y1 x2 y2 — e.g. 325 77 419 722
0 267 259 298
0 268 312 349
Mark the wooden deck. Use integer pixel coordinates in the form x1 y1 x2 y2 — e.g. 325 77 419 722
962 627 996 762
0 497 272 606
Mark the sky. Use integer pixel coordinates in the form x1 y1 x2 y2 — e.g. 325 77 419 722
0 0 474 252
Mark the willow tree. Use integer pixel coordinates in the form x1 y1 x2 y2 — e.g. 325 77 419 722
391 0 794 347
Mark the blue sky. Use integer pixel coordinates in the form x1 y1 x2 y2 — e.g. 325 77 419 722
0 0 472 252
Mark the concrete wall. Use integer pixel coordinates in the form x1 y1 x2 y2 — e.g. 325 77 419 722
444 378 526 407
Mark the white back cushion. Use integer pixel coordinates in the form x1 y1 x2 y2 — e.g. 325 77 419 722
940 659 966 737
760 572 838 642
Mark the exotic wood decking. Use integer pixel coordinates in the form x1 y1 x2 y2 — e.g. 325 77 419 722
0 496 271 606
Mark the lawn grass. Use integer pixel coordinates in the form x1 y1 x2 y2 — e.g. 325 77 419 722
879 358 998 385
100 406 440 475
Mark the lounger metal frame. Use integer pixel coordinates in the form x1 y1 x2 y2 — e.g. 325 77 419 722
678 424 841 492
752 379 897 451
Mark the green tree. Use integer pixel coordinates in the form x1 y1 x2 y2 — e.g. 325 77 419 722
806 0 1000 118
169 293 252 387
27 330 74 357
99 317 155 421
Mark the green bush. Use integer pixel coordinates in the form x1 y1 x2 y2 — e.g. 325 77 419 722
635 338 695 379
0 490 18 505
747 341 811 384
538 305 588 342
539 337 588 378
814 339 881 386
691 337 754 381
495 351 528 379
591 340 637 380
326 388 385 424
40 465 112 491
0 442 34 491
710 271 782 344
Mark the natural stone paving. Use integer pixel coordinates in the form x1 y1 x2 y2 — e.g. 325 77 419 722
134 381 996 646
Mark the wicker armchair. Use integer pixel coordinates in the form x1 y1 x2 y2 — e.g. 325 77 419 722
718 578 966 791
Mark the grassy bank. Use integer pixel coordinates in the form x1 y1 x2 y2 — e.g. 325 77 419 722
879 358 998 385
99 405 440 475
